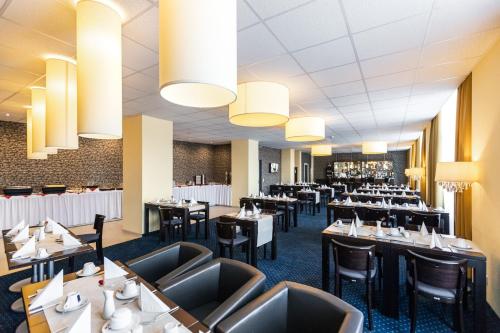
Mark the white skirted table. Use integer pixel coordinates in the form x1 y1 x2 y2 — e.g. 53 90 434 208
0 190 123 230
172 184 231 206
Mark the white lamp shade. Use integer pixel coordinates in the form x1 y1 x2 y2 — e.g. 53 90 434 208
27 109 47 160
159 0 237 108
311 145 332 156
77 0 122 139
31 87 57 155
229 82 289 127
362 141 387 154
285 117 325 142
46 58 78 149
435 162 478 183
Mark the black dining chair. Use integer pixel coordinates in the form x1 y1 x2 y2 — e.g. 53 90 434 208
159 207 182 243
216 220 250 264
331 239 377 330
364 207 391 227
332 206 356 223
186 200 209 239
297 192 314 215
407 211 442 233
262 200 285 230
78 214 105 263
406 250 467 333
240 198 254 210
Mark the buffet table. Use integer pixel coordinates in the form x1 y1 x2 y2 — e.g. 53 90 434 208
172 184 231 206
0 190 122 230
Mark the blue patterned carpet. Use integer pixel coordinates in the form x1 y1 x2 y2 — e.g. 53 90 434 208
1 212 498 332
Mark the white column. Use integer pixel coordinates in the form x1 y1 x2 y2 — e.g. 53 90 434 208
231 139 259 206
295 150 302 183
281 149 295 184
311 155 315 183
123 115 173 234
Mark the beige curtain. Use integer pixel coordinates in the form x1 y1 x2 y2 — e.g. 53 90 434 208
455 74 473 239
420 128 427 201
428 115 441 207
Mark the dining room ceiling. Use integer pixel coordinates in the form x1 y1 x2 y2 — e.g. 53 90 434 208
0 0 499 151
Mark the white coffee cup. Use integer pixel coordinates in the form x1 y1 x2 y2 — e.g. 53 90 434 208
336 220 343 226
398 226 405 234
163 322 180 333
122 281 138 298
457 238 467 248
36 248 49 259
390 228 399 236
63 291 82 310
82 262 96 275
376 229 385 237
403 231 410 238
110 308 132 330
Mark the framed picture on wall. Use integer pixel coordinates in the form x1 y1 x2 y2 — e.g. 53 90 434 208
269 163 279 173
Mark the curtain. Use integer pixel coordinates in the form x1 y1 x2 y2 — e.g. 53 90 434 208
420 128 427 202
428 114 442 207
455 74 472 239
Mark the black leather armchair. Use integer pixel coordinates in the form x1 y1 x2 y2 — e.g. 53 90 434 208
125 242 212 287
159 258 266 330
216 281 364 333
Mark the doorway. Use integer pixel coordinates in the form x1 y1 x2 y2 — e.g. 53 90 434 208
303 163 310 183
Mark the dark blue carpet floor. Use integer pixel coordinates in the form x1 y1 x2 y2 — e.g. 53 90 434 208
1 212 498 332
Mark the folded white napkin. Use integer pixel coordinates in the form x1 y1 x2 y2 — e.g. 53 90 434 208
139 283 170 313
237 207 246 219
175 200 183 207
62 233 82 247
355 214 362 227
12 236 36 259
348 222 357 237
381 198 387 208
376 190 381 195
282 193 287 198
190 198 197 205
345 196 352 204
38 227 45 241
104 257 128 280
6 220 25 237
402 191 407 196
29 269 64 311
420 222 429 237
67 303 91 333
429 229 443 249
12 225 29 242
51 221 69 236
352 189 357 194
252 204 260 215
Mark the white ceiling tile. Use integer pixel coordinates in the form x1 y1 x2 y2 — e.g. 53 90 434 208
114 0 153 23
141 65 159 80
411 77 462 95
246 0 312 19
123 85 148 102
237 24 285 66
246 54 303 81
369 86 412 101
353 14 428 60
122 71 158 93
286 74 324 103
293 37 355 72
337 103 371 114
237 0 260 30
331 93 369 107
122 66 135 77
309 63 361 87
322 80 366 98
372 97 409 110
266 0 347 51
122 36 158 71
415 59 476 83
122 7 158 51
343 0 433 33
360 48 421 78
365 70 415 91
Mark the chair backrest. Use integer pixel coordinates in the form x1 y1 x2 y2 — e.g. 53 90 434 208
297 192 309 200
331 239 375 272
216 220 237 241
407 250 467 292
158 207 174 224
333 206 356 221
364 207 390 223
410 211 441 232
240 198 253 209
262 200 277 211
93 214 105 235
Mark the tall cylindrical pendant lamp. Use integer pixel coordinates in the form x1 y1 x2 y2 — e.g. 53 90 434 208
77 0 122 139
46 58 78 149
27 109 48 160
311 145 332 156
31 87 57 154
159 0 237 108
229 82 289 127
362 141 387 154
285 117 325 142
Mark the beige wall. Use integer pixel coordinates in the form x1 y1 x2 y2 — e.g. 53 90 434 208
123 115 173 234
231 139 259 206
281 148 295 184
471 39 500 316
294 150 302 183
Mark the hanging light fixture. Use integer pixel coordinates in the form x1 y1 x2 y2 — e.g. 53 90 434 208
285 117 325 142
45 57 78 149
26 109 47 160
31 87 57 155
229 82 289 127
435 162 479 192
76 0 122 139
311 144 332 156
159 0 237 108
362 141 387 154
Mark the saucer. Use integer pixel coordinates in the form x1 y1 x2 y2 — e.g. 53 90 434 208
102 314 140 332
76 266 101 277
388 232 403 237
450 243 473 250
55 297 89 313
115 290 139 300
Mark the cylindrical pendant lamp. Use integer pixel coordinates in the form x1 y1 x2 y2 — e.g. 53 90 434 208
229 82 289 127
285 117 325 142
159 0 237 108
27 109 48 160
77 0 122 139
362 141 387 154
311 145 332 156
31 87 57 154
46 57 78 149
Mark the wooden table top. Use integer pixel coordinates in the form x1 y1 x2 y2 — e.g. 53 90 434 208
21 261 209 333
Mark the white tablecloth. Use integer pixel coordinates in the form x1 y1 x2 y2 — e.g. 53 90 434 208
172 185 231 206
0 190 122 230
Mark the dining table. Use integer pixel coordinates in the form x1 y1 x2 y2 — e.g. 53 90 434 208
321 224 487 332
143 201 209 239
20 261 209 333
240 196 298 232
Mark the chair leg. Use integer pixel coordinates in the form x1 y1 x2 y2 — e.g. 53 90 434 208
219 244 225 258
377 257 383 290
334 274 341 298
195 221 199 239
409 291 417 333
97 240 103 264
456 299 465 333
263 244 267 259
229 246 234 259
367 279 373 331
245 244 250 264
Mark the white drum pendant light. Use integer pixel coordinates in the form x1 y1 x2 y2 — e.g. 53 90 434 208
31 87 57 155
46 58 78 149
27 109 47 160
159 0 237 108
362 141 387 154
311 145 332 156
229 82 289 127
77 0 122 139
285 117 325 142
